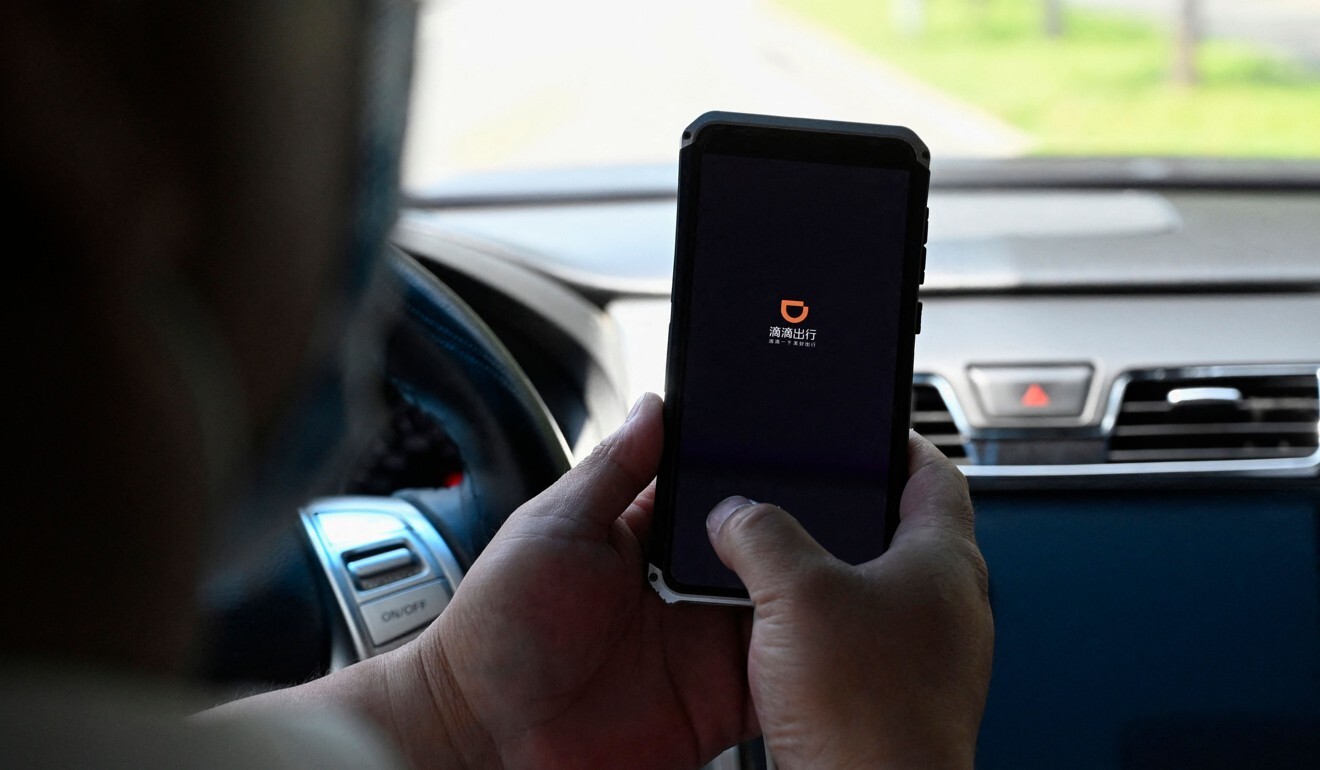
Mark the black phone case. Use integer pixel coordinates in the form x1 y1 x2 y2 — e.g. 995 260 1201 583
649 111 930 605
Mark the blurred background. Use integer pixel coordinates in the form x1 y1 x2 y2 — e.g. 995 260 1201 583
402 0 1320 187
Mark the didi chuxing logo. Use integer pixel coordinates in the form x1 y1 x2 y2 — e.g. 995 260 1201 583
769 298 818 348
780 299 809 324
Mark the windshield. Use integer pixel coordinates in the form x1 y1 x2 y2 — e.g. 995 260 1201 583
402 0 1320 187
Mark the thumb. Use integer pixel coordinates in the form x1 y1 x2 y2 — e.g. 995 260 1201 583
519 392 663 538
706 496 832 601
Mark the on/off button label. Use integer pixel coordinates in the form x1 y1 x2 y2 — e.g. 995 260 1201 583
360 580 450 645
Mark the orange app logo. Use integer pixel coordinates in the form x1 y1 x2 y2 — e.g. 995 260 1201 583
780 299 809 324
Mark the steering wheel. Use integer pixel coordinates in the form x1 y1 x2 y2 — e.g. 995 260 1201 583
383 247 573 565
199 248 573 685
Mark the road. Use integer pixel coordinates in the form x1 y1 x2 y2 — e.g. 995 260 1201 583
401 0 1031 187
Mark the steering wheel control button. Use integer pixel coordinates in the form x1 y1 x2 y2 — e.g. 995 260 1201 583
969 365 1093 418
360 580 450 646
302 497 466 662
347 545 420 591
316 511 406 546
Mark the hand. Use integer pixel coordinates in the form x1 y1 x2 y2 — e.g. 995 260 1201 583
706 432 994 768
214 404 989 770
402 393 755 769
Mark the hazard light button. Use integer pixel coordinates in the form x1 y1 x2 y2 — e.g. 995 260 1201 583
968 365 1093 418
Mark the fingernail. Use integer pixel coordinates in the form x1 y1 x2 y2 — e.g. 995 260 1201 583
707 495 756 536
625 394 648 422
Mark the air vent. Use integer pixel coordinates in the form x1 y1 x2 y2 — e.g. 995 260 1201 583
1108 372 1319 463
912 383 969 463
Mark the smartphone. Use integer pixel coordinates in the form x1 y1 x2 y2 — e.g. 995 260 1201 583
648 111 929 605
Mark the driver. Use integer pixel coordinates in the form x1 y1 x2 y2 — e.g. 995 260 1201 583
1 1 992 768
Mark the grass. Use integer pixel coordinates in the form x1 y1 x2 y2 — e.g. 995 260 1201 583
776 0 1320 158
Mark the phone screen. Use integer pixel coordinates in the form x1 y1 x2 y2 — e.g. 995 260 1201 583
659 127 922 597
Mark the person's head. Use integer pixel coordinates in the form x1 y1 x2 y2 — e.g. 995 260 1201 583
2 0 418 673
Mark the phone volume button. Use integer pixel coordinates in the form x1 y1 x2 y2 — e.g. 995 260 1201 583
915 301 923 335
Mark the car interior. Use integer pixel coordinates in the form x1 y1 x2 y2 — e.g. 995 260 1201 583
381 156 1320 768
24 1 1313 768
226 155 1320 767
214 1 1320 763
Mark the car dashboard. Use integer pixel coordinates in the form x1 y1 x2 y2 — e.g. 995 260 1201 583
393 159 1320 768
397 161 1320 481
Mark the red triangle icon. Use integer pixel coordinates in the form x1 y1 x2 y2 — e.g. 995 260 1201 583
1021 383 1051 408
